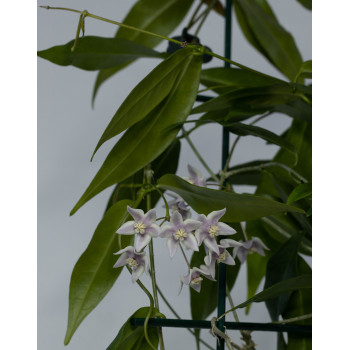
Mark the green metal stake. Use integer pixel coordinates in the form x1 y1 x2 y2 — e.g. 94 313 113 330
217 1 232 349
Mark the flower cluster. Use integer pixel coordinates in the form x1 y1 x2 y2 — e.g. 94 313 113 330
112 165 267 293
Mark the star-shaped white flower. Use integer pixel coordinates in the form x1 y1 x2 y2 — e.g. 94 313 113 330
178 265 215 293
233 237 269 263
116 206 160 252
113 246 149 283
195 208 236 255
160 211 201 258
183 164 207 187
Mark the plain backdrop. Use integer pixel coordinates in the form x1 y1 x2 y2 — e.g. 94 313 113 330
37 1 312 349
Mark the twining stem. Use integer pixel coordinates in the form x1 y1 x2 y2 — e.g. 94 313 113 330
145 165 165 350
225 285 240 323
194 0 218 36
40 6 277 76
182 128 220 183
126 266 157 350
187 0 206 29
271 313 312 324
155 188 170 221
240 222 249 242
211 317 241 350
179 243 191 270
156 286 215 350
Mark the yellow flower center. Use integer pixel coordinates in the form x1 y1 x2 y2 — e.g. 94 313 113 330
174 229 188 241
134 221 146 234
209 225 219 238
190 277 203 285
126 258 138 269
218 252 227 262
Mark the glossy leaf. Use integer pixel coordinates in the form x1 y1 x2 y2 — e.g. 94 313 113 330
64 200 133 345
71 48 203 215
37 36 164 71
92 49 192 158
273 99 312 123
226 274 311 312
191 84 302 115
200 67 284 94
107 307 164 350
92 0 194 103
158 174 303 222
223 122 297 160
287 183 312 204
264 232 302 321
234 0 302 80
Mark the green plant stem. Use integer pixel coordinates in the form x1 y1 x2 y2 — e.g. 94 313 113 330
187 0 206 29
179 243 191 270
240 222 249 242
155 188 170 220
126 266 157 350
182 128 220 183
156 286 215 350
225 285 239 322
145 165 165 350
194 0 218 36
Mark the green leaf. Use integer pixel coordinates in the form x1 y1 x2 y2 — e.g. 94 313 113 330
71 48 202 215
264 232 302 321
37 36 164 71
64 200 133 345
226 274 311 312
287 183 312 204
105 140 181 212
158 174 304 222
234 0 303 80
296 0 312 11
92 0 194 103
192 84 302 116
106 307 164 350
273 99 312 123
223 122 297 159
294 60 312 83
200 67 285 94
92 49 192 158
283 257 312 349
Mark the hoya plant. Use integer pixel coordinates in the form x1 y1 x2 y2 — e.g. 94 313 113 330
38 0 312 349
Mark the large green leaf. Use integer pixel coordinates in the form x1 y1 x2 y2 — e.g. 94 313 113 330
273 99 312 123
225 274 311 312
92 49 192 158
92 0 194 103
234 0 303 80
37 36 164 71
296 0 312 11
191 84 303 115
64 200 133 345
158 174 303 222
106 307 164 350
71 48 203 215
287 183 312 205
264 232 302 321
295 60 312 83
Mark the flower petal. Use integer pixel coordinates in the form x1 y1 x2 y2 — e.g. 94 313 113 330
207 208 226 224
113 246 134 256
167 238 179 258
116 221 136 235
134 233 152 252
113 252 128 268
217 222 236 235
147 223 161 237
127 206 145 221
160 225 175 238
235 246 248 263
222 251 236 266
204 237 220 255
195 228 207 246
183 219 202 232
131 265 145 283
183 233 199 252
219 239 243 248
170 211 183 228
143 208 157 225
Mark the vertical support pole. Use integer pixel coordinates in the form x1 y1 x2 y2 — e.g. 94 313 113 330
216 1 232 349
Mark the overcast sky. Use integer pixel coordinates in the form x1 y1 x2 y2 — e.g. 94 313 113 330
37 1 311 349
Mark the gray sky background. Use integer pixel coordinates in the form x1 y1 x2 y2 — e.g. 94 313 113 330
37 1 311 349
